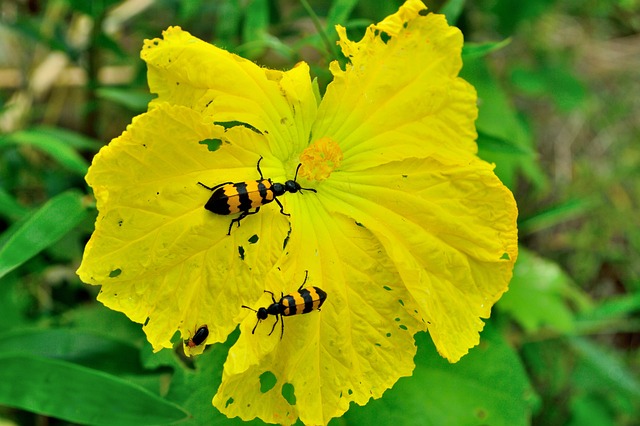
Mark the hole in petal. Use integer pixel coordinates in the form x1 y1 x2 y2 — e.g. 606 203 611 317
248 234 259 244
109 268 122 278
238 246 245 260
225 397 234 407
281 382 296 405
259 371 277 393
399 324 408 331
215 120 263 135
198 139 222 152
282 228 291 250
501 252 511 260
383 285 392 291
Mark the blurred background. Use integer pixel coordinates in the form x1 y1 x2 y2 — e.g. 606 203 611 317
0 0 638 425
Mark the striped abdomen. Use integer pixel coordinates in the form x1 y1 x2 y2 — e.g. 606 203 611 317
205 179 274 215
280 286 327 316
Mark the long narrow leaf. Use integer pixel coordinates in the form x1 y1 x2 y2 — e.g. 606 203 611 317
0 191 87 279
0 354 188 425
0 128 91 175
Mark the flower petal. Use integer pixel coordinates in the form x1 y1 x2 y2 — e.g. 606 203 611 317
322 157 518 362
141 27 317 161
77 103 291 351
313 2 477 171
214 198 424 425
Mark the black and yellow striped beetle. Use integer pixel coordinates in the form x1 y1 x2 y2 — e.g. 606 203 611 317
242 271 327 339
198 157 316 235
185 325 209 348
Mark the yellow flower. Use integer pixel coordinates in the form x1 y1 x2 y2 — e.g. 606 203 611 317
77 0 518 424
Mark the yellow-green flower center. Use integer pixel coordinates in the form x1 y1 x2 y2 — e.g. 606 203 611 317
299 137 343 181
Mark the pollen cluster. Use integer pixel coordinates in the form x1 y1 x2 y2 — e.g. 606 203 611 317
298 137 343 181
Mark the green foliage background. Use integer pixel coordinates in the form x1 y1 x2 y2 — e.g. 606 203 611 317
1 0 639 424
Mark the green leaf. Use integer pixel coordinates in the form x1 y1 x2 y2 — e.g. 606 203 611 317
27 125 102 151
569 337 640 399
161 330 264 425
498 248 591 333
0 273 29 328
511 64 587 112
342 325 538 425
440 0 466 24
0 328 145 375
0 187 29 221
215 0 242 47
567 393 617 426
0 354 188 425
327 0 360 28
241 0 270 58
578 292 640 323
0 128 92 175
462 38 512 60
0 191 88 279
461 56 547 190
96 87 154 113
519 197 598 235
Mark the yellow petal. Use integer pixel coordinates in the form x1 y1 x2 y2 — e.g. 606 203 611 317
322 157 518 362
313 2 477 171
141 27 317 161
214 197 424 425
77 103 291 351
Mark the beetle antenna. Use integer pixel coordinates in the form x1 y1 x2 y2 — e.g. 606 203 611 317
294 163 317 193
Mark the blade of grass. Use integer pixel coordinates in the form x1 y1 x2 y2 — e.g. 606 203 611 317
0 354 188 425
463 38 512 60
0 187 29 221
0 128 91 175
439 0 466 24
300 0 340 60
0 191 88 279
519 197 597 235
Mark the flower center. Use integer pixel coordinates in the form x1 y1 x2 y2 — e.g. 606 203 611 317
298 137 343 181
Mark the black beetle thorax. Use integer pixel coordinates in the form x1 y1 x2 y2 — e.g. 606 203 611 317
267 303 282 316
271 183 285 196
